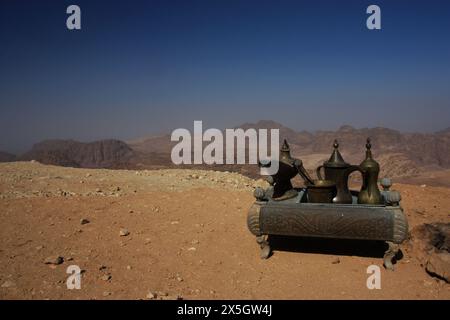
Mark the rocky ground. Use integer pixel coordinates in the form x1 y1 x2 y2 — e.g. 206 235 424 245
0 161 449 300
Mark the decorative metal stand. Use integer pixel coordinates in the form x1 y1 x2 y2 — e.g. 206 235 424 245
247 139 409 270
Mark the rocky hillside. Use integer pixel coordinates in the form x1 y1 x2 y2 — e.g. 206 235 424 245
20 139 135 169
128 120 450 179
14 121 449 177
0 151 16 162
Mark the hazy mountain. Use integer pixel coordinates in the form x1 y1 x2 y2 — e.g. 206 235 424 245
13 121 450 182
20 139 135 169
0 151 16 162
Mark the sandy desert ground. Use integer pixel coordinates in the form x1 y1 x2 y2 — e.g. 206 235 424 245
0 161 449 300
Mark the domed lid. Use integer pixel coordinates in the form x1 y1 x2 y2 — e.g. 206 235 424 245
324 140 350 168
360 138 380 168
280 139 292 162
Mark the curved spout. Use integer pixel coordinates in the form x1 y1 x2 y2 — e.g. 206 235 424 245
294 159 315 186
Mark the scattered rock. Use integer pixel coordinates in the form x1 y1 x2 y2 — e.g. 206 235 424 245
80 218 90 225
410 222 450 282
146 291 156 299
102 291 112 296
119 228 130 237
44 256 64 265
187 247 197 251
426 252 450 283
101 274 112 281
1 280 16 288
332 257 341 264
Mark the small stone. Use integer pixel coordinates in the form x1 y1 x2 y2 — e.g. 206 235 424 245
119 228 130 237
101 274 111 281
171 221 179 225
44 256 64 265
102 291 112 296
332 257 341 264
191 239 200 245
187 247 197 251
158 291 168 297
80 218 90 225
146 291 156 299
126 265 132 270
426 252 450 283
1 280 16 288
176 276 183 282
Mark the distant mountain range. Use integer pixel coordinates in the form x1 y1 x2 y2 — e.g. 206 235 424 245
0 151 16 162
19 139 135 169
1 121 449 180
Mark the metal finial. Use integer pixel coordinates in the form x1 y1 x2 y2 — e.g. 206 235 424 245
281 139 290 151
366 138 371 150
333 139 339 149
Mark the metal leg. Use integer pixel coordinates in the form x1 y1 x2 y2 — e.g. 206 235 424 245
256 235 271 259
383 241 399 271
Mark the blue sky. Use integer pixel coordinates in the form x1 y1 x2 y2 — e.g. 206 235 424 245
1 0 450 153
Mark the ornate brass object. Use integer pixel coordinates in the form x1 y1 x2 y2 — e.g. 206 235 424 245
316 140 362 204
306 179 336 203
358 138 382 205
248 137 409 270
262 140 302 200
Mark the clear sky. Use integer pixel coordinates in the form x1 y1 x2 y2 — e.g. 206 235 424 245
1 0 450 153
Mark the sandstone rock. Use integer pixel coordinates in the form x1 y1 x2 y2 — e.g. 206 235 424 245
44 256 64 265
146 291 156 299
426 252 450 283
332 257 341 264
1 280 16 288
101 274 111 281
119 228 130 236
